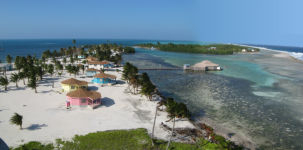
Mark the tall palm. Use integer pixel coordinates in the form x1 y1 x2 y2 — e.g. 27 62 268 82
28 75 37 93
6 55 12 64
0 76 9 91
10 113 23 129
72 39 76 46
18 72 26 85
10 73 19 88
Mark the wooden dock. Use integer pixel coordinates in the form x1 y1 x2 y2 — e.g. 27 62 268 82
138 68 182 71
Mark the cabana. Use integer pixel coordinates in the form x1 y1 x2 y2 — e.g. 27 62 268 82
61 78 88 92
66 88 101 109
88 60 114 70
86 68 101 77
86 56 98 62
92 73 116 85
184 60 221 71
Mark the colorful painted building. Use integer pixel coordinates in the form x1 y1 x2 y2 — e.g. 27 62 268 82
92 73 116 85
61 78 88 92
86 68 101 77
66 88 101 109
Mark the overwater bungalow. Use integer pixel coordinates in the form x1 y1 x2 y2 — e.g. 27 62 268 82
61 78 88 92
88 60 114 70
66 88 101 109
86 68 101 77
184 60 222 71
92 73 116 85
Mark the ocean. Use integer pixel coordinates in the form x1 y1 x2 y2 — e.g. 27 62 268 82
1 39 303 149
0 39 302 62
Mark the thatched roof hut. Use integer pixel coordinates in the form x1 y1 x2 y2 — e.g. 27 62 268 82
87 60 110 65
94 73 116 79
86 56 98 61
86 68 101 72
61 78 88 85
67 88 101 99
187 60 221 71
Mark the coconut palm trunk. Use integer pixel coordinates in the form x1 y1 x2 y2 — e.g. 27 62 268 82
151 105 158 146
166 117 176 150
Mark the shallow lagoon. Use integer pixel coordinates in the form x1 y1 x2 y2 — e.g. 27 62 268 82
123 48 303 149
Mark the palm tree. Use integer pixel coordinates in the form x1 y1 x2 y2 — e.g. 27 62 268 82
72 39 76 46
28 75 37 93
0 76 9 91
166 114 176 150
47 64 54 77
10 113 23 129
151 105 158 146
6 55 12 64
10 73 19 88
18 72 26 85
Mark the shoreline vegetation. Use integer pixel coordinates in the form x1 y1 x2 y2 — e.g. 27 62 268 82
136 42 259 55
1 40 245 150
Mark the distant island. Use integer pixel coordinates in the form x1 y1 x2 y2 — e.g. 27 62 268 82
136 42 259 55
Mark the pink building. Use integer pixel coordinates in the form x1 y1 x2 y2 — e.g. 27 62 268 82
66 88 101 109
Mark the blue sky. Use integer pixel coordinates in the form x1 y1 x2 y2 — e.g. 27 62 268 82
0 0 303 46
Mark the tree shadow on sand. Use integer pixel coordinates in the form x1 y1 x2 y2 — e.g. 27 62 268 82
26 124 48 130
0 138 9 150
116 80 126 85
101 97 115 107
87 86 98 91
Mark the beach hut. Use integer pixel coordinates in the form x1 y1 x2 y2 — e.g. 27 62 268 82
61 78 88 92
92 73 116 85
86 68 101 77
186 60 221 71
86 56 98 62
66 88 101 109
88 60 114 70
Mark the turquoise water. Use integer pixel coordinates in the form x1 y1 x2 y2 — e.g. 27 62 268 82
2 39 303 149
123 48 303 150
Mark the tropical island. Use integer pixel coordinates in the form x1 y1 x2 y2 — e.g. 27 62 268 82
136 42 259 55
0 40 244 150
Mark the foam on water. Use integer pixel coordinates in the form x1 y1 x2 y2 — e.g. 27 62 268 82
289 52 303 61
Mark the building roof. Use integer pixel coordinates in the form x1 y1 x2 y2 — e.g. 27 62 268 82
94 72 116 79
191 60 219 68
86 56 98 61
86 68 101 72
61 78 88 85
87 60 110 65
66 88 101 99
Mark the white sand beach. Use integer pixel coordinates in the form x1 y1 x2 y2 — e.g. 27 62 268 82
0 68 194 147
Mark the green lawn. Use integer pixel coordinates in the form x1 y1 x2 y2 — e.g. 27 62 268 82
11 128 243 150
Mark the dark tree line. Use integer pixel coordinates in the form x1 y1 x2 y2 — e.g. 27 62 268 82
137 42 259 55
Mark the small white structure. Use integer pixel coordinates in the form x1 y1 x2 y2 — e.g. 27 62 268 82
78 55 85 59
208 47 217 50
88 60 114 70
183 64 190 70
242 49 247 52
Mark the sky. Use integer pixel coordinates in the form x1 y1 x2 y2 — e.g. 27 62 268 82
0 0 303 46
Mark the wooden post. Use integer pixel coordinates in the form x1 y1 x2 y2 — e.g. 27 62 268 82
151 105 158 146
166 117 175 150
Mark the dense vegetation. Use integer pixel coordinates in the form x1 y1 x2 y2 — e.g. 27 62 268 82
137 42 259 55
122 62 191 119
11 128 242 150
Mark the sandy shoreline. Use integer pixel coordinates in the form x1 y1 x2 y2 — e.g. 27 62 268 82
0 68 194 147
236 44 303 62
